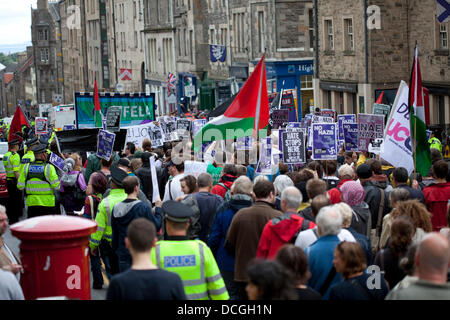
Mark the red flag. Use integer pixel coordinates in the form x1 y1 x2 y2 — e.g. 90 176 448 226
94 76 102 127
9 106 29 142
376 91 384 104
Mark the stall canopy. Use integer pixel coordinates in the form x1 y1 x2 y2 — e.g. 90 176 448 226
55 128 127 153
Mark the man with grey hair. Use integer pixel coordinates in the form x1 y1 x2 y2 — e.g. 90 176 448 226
0 205 22 281
181 173 223 243
208 176 254 300
294 196 355 250
386 233 450 300
273 175 294 211
305 206 347 299
257 187 316 259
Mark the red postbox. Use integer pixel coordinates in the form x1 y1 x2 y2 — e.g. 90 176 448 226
10 215 97 300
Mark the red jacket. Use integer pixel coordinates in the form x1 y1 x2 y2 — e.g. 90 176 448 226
256 212 316 259
423 182 450 231
211 174 237 199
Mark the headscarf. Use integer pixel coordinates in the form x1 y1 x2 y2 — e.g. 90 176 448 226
340 181 365 206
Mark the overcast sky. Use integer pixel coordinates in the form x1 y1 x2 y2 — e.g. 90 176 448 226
0 1 37 45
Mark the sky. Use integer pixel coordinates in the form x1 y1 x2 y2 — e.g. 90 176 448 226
0 1 37 46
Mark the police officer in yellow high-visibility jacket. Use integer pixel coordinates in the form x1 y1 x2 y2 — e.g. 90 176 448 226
19 136 39 173
3 139 22 223
89 167 128 277
151 201 229 300
429 132 442 154
17 144 60 218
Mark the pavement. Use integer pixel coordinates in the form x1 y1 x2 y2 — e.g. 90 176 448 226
4 222 108 300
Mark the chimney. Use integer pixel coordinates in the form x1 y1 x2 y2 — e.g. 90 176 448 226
37 0 48 10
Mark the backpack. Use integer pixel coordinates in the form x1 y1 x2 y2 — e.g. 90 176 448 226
289 218 314 244
218 182 231 200
98 171 112 189
180 194 202 239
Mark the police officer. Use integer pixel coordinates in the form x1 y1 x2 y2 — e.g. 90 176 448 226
19 136 39 173
17 144 60 218
3 139 22 223
429 131 442 154
150 201 229 300
89 166 128 278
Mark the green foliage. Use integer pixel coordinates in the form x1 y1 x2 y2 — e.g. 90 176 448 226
0 52 19 67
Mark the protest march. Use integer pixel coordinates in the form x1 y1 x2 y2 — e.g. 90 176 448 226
0 47 449 306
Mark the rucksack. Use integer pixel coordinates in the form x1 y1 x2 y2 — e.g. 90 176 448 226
290 218 314 244
98 170 112 189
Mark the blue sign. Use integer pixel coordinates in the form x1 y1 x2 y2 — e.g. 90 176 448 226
97 129 116 161
343 123 359 152
63 125 76 131
338 114 357 140
49 153 65 171
312 123 338 160
192 119 207 137
164 255 196 268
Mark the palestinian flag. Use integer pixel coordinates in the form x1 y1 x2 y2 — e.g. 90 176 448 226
193 55 269 151
409 44 431 177
94 76 103 128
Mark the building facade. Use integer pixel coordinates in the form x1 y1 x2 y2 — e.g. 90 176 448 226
315 0 450 127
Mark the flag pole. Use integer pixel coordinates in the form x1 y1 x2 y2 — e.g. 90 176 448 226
409 42 418 175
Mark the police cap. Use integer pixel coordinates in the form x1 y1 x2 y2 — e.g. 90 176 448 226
25 136 39 147
162 200 194 223
8 138 20 146
110 166 128 187
31 144 47 154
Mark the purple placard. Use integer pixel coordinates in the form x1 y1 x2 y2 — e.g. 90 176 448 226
286 122 302 131
236 136 253 151
278 129 286 153
357 114 384 152
192 119 207 137
96 129 116 161
271 109 289 129
49 152 65 171
343 123 358 152
338 114 357 140
312 123 338 160
63 125 76 130
256 137 272 174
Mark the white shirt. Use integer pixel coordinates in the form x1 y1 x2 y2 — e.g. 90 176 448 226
294 226 356 250
163 173 186 202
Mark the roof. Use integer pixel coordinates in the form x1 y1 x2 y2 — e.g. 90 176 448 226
4 62 18 73
4 73 14 85
17 55 34 74
0 63 5 72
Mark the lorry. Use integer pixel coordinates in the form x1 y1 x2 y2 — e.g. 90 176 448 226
39 104 53 118
48 104 76 130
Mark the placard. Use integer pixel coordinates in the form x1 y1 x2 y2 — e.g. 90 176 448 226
49 152 65 171
192 119 207 137
368 138 384 155
106 106 122 132
148 122 164 148
286 122 302 131
157 116 178 142
373 104 391 123
343 123 359 152
312 115 334 123
35 117 48 135
271 109 289 129
236 136 253 151
256 137 272 174
150 155 160 202
62 124 76 130
96 129 116 161
312 123 338 160
176 119 192 139
337 114 357 140
357 114 384 152
184 161 208 178
282 131 306 164
321 109 336 121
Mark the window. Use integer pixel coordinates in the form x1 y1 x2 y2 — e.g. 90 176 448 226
325 19 334 51
135 31 138 48
300 75 313 90
40 48 49 62
184 29 187 56
221 28 227 46
440 24 448 49
177 29 182 56
233 12 245 53
309 9 314 51
210 28 215 44
344 19 354 51
138 1 142 21
438 95 446 125
157 0 160 23
133 1 136 19
41 90 46 103
258 11 265 53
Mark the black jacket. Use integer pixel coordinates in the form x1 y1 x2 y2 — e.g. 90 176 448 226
135 164 153 202
361 181 389 229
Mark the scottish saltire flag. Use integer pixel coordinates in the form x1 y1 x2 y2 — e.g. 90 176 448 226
210 45 226 62
437 0 450 23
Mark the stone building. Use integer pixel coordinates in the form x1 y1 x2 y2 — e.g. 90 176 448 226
315 0 450 126
31 0 63 104
143 0 176 116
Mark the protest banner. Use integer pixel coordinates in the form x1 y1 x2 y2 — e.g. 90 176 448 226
150 156 160 202
282 131 306 164
158 116 178 142
236 136 253 151
49 152 65 171
176 119 192 139
357 114 384 152
75 92 156 129
379 81 414 174
268 90 298 122
312 123 338 160
286 122 302 131
321 109 336 121
35 117 48 135
106 106 122 132
96 129 116 161
312 115 334 123
308 126 313 151
148 122 164 147
373 104 391 124
343 123 359 152
124 123 152 149
192 119 207 137
271 109 289 129
55 128 127 153
184 161 208 178
337 114 357 140
256 137 273 174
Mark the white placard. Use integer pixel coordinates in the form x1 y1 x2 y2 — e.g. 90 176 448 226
184 161 208 178
150 156 160 203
